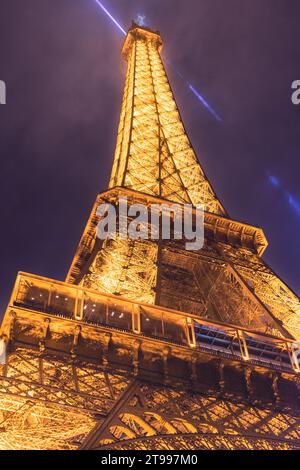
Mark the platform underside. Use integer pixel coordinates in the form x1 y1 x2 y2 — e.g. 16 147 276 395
0 346 299 450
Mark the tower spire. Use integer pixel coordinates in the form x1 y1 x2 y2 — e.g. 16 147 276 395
109 23 226 215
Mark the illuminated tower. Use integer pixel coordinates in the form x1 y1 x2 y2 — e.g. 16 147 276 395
1 23 300 450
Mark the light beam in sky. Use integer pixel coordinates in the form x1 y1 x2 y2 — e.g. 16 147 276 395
164 58 222 121
188 84 222 122
268 174 300 217
268 175 280 187
92 0 222 121
93 0 126 35
286 192 300 216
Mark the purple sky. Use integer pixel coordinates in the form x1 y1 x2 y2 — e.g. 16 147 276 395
0 0 299 315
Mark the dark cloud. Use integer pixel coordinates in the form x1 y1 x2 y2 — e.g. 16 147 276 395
0 0 299 315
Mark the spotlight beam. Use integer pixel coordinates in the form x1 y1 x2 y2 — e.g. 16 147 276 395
164 58 222 121
93 0 126 35
188 84 222 122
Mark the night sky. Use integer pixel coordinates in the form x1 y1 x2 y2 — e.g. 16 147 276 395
0 0 299 316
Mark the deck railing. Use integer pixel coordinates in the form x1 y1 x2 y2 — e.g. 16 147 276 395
8 272 300 374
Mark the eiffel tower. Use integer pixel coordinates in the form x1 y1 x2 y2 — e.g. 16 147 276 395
1 23 300 451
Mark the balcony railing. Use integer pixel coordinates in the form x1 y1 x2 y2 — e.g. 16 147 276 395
8 272 300 374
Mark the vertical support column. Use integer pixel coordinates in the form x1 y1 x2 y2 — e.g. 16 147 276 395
186 318 196 348
47 285 53 311
237 329 249 361
71 325 81 359
74 289 84 321
132 304 141 334
38 357 44 385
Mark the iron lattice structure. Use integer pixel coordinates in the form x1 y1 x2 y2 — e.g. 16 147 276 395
0 23 300 450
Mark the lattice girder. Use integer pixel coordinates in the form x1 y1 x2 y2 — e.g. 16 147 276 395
109 24 225 215
0 348 135 450
82 381 300 450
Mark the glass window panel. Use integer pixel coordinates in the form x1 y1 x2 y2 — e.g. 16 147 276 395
107 302 132 331
83 296 107 325
48 288 75 318
15 280 49 312
140 308 163 338
162 313 187 345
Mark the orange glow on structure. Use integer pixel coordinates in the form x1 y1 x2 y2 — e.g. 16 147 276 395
0 23 299 450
